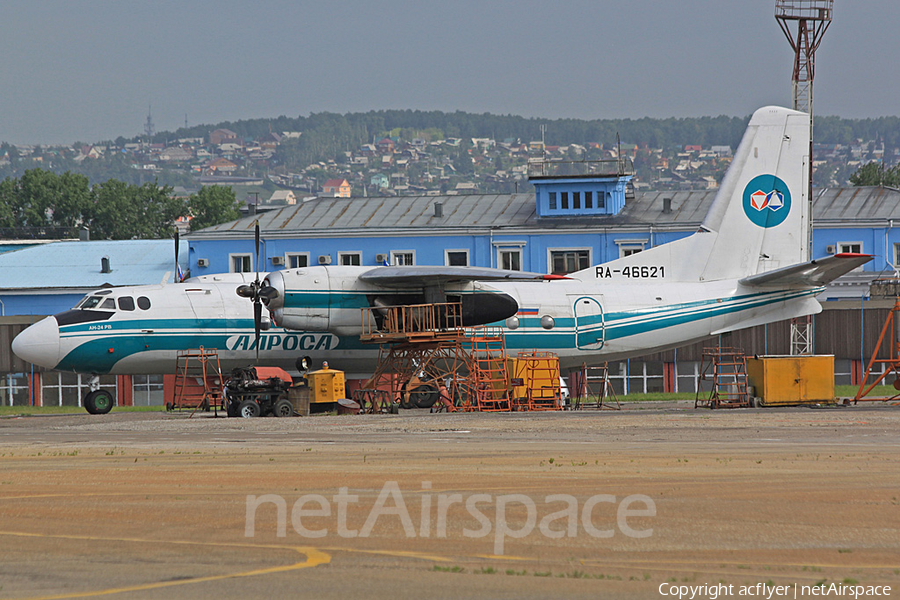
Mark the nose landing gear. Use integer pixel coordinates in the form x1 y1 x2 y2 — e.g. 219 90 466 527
83 375 115 414
84 389 115 414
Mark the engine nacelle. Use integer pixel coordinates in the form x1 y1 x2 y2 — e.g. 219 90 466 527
265 267 335 332
264 266 519 336
271 307 332 332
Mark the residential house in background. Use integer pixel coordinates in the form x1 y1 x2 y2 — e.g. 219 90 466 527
370 173 389 189
205 158 238 175
268 190 297 205
209 128 238 145
323 178 351 198
159 146 193 163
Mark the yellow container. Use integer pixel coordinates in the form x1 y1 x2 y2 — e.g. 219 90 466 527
508 355 560 401
746 355 834 406
307 367 345 403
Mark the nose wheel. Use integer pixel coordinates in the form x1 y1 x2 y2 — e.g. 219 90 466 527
84 389 115 414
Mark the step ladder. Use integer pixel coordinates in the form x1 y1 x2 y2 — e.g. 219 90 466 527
171 347 225 415
466 327 511 412
572 363 621 410
695 347 750 409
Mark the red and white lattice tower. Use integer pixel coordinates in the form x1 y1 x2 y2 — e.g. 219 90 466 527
775 1 833 355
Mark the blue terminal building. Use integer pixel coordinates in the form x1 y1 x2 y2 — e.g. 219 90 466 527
186 158 667 278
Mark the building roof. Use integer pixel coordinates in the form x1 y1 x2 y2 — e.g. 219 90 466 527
323 179 349 189
0 240 188 291
812 186 900 225
187 186 900 239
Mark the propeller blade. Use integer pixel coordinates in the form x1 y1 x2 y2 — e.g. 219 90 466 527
254 300 262 363
254 220 260 286
174 230 180 283
236 284 256 298
259 285 279 302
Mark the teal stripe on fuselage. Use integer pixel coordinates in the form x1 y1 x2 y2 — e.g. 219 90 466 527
55 286 820 373
59 318 258 336
283 291 370 309
504 288 819 349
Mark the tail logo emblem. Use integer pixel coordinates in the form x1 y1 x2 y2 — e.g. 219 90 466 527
743 175 791 228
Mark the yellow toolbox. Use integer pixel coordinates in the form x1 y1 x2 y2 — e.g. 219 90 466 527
307 366 345 404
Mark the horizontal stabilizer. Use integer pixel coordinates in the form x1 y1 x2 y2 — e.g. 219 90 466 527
738 253 873 288
359 266 566 286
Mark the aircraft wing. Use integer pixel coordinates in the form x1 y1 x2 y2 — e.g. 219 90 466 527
738 253 874 288
358 266 566 287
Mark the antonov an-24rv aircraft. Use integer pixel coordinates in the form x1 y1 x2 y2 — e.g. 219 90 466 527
12 106 871 411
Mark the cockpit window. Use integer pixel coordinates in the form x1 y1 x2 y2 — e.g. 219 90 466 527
100 298 116 310
79 296 103 309
137 296 151 310
118 297 135 311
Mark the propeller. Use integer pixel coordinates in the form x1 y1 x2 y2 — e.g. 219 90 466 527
235 221 279 362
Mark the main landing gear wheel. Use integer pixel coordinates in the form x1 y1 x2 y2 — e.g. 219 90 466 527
273 398 294 417
409 383 439 409
238 399 261 418
84 390 114 415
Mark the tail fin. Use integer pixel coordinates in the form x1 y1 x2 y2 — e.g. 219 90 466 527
698 106 809 280
577 106 810 283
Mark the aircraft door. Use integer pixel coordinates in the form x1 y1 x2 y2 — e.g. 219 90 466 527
185 287 226 337
570 295 604 350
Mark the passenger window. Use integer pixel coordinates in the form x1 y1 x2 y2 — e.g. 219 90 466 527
118 297 136 311
100 298 116 310
137 296 151 310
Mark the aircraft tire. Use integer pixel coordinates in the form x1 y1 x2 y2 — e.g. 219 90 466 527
273 398 294 417
84 390 114 415
410 384 439 409
238 399 261 418
225 398 241 418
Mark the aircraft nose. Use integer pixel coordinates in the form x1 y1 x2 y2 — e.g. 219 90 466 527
11 316 61 369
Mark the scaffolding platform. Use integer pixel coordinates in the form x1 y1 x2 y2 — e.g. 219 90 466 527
355 302 513 413
360 302 465 343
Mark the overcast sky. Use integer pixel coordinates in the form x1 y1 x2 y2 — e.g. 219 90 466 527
1 1 896 145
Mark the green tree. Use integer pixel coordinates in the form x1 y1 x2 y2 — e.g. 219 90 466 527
188 186 241 231
51 171 92 227
134 181 183 238
454 139 474 174
18 168 60 226
849 162 900 187
88 179 183 239
0 177 16 227
89 179 141 239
